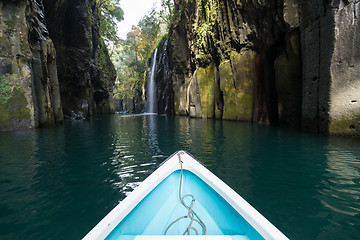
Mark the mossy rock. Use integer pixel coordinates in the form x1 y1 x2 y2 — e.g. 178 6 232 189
329 115 360 137
197 63 215 118
230 50 255 90
219 50 255 121
219 59 237 120
0 75 31 131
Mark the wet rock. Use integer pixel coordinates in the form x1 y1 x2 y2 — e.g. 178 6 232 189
149 0 359 137
43 0 116 120
0 0 63 131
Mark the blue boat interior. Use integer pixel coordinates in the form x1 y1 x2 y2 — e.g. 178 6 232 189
106 170 264 240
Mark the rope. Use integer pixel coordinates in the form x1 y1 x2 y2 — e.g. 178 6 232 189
164 153 207 235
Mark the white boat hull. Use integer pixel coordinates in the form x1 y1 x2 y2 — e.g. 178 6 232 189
83 151 288 240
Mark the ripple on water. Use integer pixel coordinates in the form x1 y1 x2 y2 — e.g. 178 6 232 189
1 115 360 240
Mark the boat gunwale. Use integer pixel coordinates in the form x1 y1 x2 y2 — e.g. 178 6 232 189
82 150 288 240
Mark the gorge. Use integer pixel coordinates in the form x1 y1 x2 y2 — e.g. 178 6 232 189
1 0 359 138
140 0 360 137
0 1 360 239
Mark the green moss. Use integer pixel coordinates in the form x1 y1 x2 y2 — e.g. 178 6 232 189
0 76 14 104
147 35 168 62
236 92 253 120
329 115 360 137
219 60 232 91
219 60 236 120
0 89 30 129
4 14 17 37
193 0 220 50
197 64 215 118
0 74 31 130
98 43 108 71
219 51 255 121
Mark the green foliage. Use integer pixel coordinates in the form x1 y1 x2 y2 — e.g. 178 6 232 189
193 0 219 53
98 41 109 70
110 6 172 104
96 0 124 44
148 34 168 61
159 0 174 27
108 1 174 107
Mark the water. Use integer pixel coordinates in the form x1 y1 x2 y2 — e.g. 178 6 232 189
146 48 158 113
0 114 359 240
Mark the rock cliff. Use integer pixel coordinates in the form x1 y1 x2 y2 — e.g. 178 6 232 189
153 0 359 137
0 0 116 131
145 38 174 115
0 0 63 131
43 0 116 119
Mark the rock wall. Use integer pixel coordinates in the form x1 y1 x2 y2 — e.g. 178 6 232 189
43 0 116 119
145 38 174 115
327 1 360 136
0 0 116 131
158 0 360 137
0 0 63 131
293 0 359 136
166 0 296 125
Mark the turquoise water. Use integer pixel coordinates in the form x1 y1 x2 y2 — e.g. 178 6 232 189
0 114 359 239
106 170 263 239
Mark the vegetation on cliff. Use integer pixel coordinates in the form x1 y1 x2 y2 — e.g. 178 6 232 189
96 0 124 44
1 0 359 137
42 0 119 119
111 1 173 112
155 0 359 137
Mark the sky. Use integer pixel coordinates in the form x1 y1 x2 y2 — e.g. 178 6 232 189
117 0 162 39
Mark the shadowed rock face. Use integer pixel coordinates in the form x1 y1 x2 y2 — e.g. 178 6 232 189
0 0 116 131
151 0 359 137
43 0 116 120
145 38 174 115
0 0 63 131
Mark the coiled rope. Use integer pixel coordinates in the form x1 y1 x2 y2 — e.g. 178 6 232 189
164 153 207 235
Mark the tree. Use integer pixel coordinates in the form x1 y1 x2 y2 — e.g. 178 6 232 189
159 0 174 27
110 3 175 110
96 0 124 44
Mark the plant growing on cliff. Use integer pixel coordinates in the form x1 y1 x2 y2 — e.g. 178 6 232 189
138 9 161 63
159 0 174 27
110 4 173 110
193 0 219 56
4 17 17 37
96 0 124 44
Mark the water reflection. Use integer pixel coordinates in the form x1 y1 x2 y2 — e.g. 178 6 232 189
109 114 161 196
0 130 41 239
1 115 360 240
314 144 360 239
144 114 162 157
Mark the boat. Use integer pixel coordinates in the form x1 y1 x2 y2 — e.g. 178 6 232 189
83 150 288 240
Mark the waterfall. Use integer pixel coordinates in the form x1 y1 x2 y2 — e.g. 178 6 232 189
146 48 158 113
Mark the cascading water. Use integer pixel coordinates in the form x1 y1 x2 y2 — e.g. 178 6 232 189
146 48 158 113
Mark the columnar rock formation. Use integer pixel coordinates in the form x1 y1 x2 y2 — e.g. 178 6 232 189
43 0 116 119
148 0 359 137
0 0 116 131
0 0 63 131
